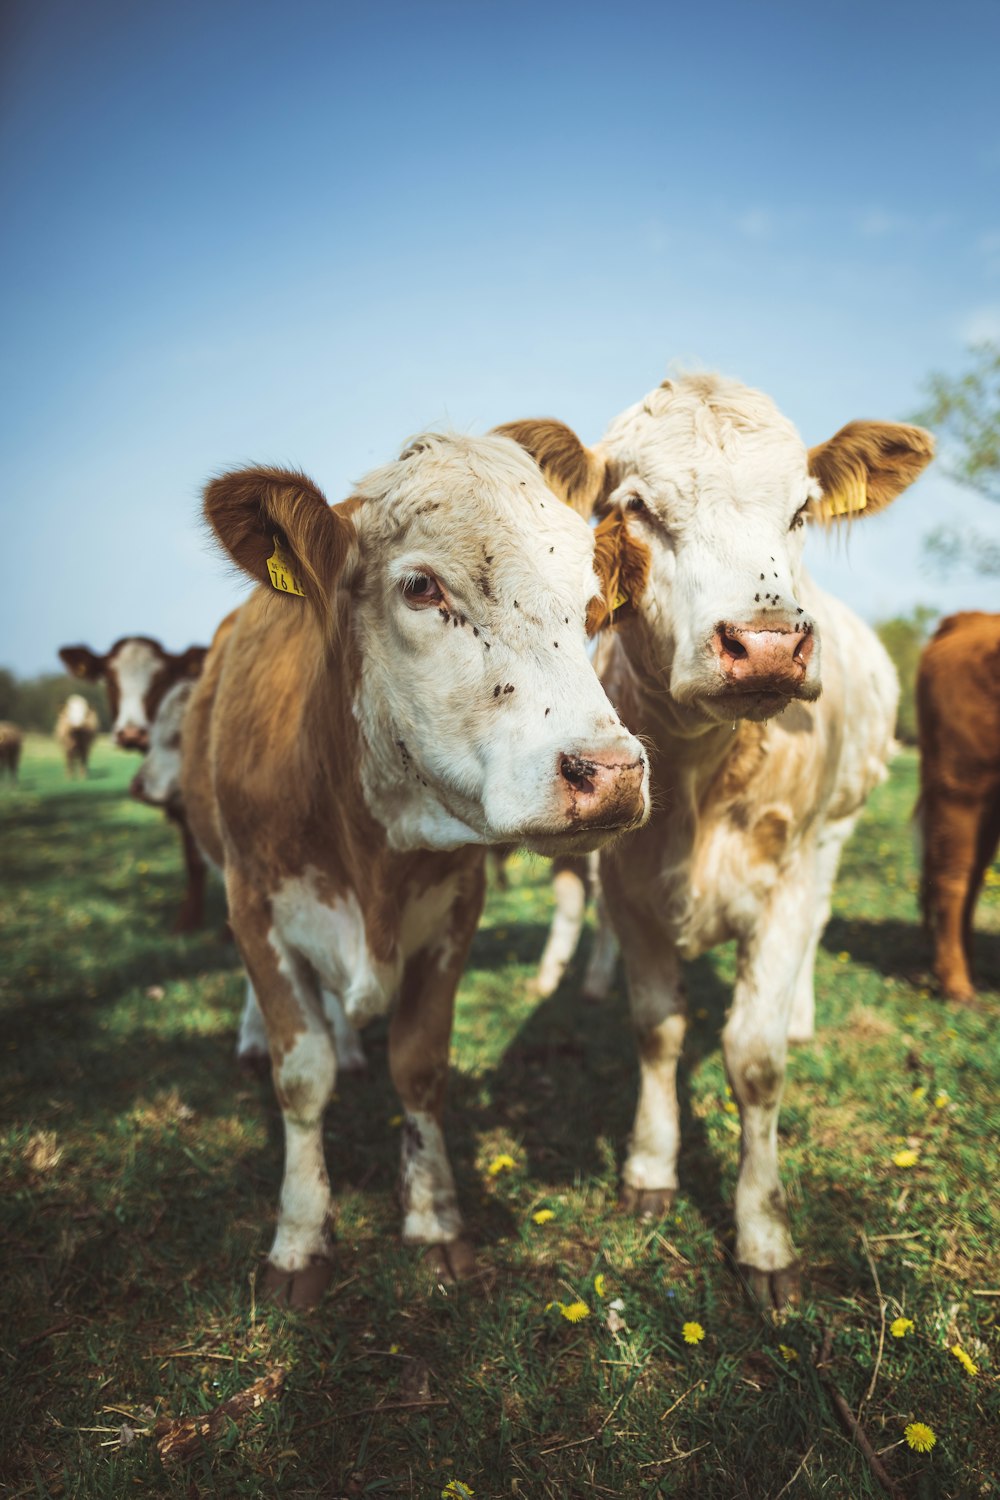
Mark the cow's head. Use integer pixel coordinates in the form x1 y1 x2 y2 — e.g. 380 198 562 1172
203 435 650 854
59 638 208 751
501 375 933 727
129 679 194 810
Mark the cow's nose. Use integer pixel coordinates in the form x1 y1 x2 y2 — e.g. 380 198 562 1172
116 725 149 751
713 623 814 686
558 750 648 829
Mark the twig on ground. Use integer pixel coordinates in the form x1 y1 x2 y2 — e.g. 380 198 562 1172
814 1326 904 1500
659 1379 702 1422
770 1442 816 1500
860 1230 887 1408
155 1367 285 1465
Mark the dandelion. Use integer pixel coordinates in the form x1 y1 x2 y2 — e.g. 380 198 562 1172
837 951 850 963
904 1421 936 1453
890 1317 914 1338
892 1149 920 1168
934 1092 949 1109
778 1344 798 1362
442 1482 475 1499
910 1086 927 1103
682 1321 705 1345
388 1114 403 1128
487 1153 515 1176
723 1100 739 1116
560 1300 591 1323
531 1209 554 1225
594 1273 607 1298
950 1345 978 1376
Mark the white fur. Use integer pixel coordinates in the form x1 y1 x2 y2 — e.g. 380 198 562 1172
268 1023 336 1271
108 639 163 738
132 679 193 805
63 694 91 728
399 1109 464 1244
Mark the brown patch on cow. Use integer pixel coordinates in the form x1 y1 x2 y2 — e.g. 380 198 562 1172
493 418 611 517
750 809 790 864
587 513 652 636
739 1055 781 1109
808 420 934 521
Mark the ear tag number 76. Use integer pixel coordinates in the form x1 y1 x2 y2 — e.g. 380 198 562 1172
266 539 305 597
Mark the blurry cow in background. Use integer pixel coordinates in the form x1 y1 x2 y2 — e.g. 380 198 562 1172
0 722 23 780
55 695 99 777
58 636 209 928
503 373 933 1308
916 610 1000 1002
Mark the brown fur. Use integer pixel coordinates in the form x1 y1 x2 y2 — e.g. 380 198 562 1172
0 721 22 779
58 638 208 731
808 421 934 518
493 419 611 517
916 610 1000 1001
586 513 653 635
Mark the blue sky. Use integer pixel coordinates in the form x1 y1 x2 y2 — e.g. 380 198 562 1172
2 0 998 675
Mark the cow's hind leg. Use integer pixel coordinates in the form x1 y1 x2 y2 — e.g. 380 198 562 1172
787 815 855 1044
389 868 485 1283
533 855 591 998
230 882 337 1310
924 789 985 1002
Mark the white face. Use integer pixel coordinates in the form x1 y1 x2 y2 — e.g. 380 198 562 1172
130 680 192 807
108 639 166 747
600 379 823 724
349 433 650 853
64 695 91 728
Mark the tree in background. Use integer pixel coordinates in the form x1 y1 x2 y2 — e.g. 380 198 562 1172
874 606 939 744
914 341 1000 578
0 670 109 733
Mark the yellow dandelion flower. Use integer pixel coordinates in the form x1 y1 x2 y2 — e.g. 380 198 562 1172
837 951 850 963
910 1086 927 1103
531 1209 555 1225
892 1149 920 1168
594 1273 607 1298
934 1092 949 1109
778 1344 798 1362
388 1114 404 1127
950 1345 978 1376
442 1483 475 1499
723 1100 739 1115
487 1153 515 1176
560 1300 591 1323
682 1321 705 1345
904 1421 936 1453
389 1343 400 1355
890 1317 914 1338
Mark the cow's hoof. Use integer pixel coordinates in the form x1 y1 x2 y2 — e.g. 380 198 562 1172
742 1262 800 1312
939 978 976 1004
261 1257 332 1310
237 1048 270 1080
422 1236 478 1283
619 1184 675 1220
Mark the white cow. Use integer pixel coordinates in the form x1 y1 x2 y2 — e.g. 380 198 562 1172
501 374 933 1307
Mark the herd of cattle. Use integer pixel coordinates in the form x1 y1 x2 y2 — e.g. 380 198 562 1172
7 373 999 1311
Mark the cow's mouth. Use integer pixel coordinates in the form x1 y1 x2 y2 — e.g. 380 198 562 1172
697 679 822 723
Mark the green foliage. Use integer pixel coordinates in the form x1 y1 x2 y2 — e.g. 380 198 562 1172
0 669 109 731
874 606 938 744
915 342 1000 579
1 739 998 1498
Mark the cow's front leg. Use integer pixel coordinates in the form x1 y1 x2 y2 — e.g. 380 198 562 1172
534 855 591 998
725 881 810 1310
230 882 337 1310
605 883 686 1219
388 870 484 1282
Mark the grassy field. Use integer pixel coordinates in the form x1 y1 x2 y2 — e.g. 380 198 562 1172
1 735 998 1499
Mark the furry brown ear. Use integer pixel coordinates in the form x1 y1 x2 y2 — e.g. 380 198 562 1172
494 419 610 518
586 513 652 636
59 645 106 680
808 421 934 521
204 467 356 626
173 646 209 679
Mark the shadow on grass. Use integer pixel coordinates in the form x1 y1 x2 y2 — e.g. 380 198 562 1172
822 913 1000 994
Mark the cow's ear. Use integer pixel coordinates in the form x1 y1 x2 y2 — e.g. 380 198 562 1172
808 421 934 521
494 419 610 518
174 646 209 679
204 466 356 626
59 645 105 680
586 513 652 636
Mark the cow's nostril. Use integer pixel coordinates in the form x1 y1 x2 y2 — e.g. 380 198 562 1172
720 630 747 660
793 631 813 664
560 755 597 795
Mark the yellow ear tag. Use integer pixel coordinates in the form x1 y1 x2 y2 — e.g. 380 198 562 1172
611 589 629 612
819 473 868 521
266 538 305 597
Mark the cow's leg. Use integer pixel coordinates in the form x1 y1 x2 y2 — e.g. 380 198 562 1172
321 989 367 1073
924 789 983 1002
725 878 812 1311
604 882 686 1218
534 855 591 997
236 979 270 1072
168 808 207 933
389 869 484 1282
787 815 855 1043
581 883 619 1002
961 787 1000 983
229 882 337 1309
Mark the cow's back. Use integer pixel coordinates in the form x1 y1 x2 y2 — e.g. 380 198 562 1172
917 612 1000 790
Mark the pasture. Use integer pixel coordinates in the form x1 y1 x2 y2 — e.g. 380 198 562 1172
1 736 997 1499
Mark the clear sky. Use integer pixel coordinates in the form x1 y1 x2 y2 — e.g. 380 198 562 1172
2 0 998 675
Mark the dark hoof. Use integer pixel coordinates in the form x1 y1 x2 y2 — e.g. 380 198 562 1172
237 1049 270 1080
619 1184 675 1220
939 980 976 1004
742 1263 800 1312
422 1236 478 1283
261 1257 332 1310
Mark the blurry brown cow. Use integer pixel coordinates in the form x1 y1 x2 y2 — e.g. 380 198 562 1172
55 695 99 777
916 611 1000 1002
0 721 22 779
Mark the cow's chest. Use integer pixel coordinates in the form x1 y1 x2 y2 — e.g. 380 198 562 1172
269 871 462 1026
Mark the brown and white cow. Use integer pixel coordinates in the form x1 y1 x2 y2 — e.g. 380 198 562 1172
55 694 99 777
501 374 933 1307
0 721 23 780
916 610 1000 1002
58 636 209 928
182 433 650 1307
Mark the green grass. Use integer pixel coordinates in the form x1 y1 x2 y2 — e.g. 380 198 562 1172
1 737 998 1499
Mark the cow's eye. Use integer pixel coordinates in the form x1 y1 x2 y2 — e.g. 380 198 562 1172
790 504 808 531
400 571 443 606
625 493 647 514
